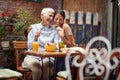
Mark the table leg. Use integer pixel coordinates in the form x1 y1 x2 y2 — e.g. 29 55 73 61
49 58 51 80
49 58 56 80
53 58 56 79
41 58 44 80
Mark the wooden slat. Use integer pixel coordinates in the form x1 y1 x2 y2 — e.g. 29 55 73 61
63 0 107 13
13 41 27 49
13 41 31 80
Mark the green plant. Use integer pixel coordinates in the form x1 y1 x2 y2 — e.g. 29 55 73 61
0 26 5 37
0 11 16 25
14 7 32 35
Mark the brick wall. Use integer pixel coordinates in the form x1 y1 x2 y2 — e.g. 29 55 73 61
0 0 62 22
0 0 62 69
0 0 63 39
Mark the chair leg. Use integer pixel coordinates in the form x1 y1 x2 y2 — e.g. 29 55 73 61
4 78 19 80
115 66 120 78
56 77 66 80
22 72 32 80
22 72 28 80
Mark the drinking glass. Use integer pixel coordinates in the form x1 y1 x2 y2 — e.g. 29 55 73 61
58 42 65 52
32 41 39 51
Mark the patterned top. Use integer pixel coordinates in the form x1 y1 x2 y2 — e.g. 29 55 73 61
28 23 61 50
27 23 62 60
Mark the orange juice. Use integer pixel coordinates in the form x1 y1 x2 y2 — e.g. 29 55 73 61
32 41 39 51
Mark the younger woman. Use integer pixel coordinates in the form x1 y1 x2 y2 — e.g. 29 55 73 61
53 10 76 75
54 10 76 47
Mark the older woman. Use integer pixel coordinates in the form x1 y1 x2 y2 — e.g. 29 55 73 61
22 8 60 80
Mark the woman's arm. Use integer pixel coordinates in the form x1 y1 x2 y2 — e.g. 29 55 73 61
61 35 76 47
61 23 76 47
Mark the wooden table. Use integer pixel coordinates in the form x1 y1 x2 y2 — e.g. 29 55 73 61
23 50 67 58
23 50 80 80
23 50 69 80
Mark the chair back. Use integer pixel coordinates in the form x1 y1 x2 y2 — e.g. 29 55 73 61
65 36 120 80
13 41 27 68
13 41 27 49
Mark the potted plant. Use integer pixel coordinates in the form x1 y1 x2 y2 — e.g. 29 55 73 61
0 11 15 50
0 26 10 50
13 7 41 40
13 7 32 40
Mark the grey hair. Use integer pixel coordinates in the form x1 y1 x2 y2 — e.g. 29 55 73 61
41 8 55 14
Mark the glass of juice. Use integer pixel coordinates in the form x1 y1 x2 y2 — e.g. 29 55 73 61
32 41 39 51
58 42 65 52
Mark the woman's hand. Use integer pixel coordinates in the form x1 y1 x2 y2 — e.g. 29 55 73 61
44 42 56 48
56 27 64 37
34 31 40 41
45 42 56 46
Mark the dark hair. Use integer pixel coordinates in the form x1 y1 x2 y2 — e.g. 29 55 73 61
54 10 65 19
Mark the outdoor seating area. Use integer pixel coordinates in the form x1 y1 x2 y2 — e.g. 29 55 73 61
13 36 120 80
0 0 120 80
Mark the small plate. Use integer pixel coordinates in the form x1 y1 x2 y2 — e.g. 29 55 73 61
61 47 85 53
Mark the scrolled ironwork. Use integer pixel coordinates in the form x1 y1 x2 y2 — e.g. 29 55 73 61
65 36 120 80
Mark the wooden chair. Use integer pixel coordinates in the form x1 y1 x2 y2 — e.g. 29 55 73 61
58 36 120 80
110 51 120 80
13 41 32 80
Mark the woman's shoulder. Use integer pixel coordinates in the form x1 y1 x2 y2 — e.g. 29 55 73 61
31 23 41 27
62 23 73 35
62 23 70 29
30 23 42 30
